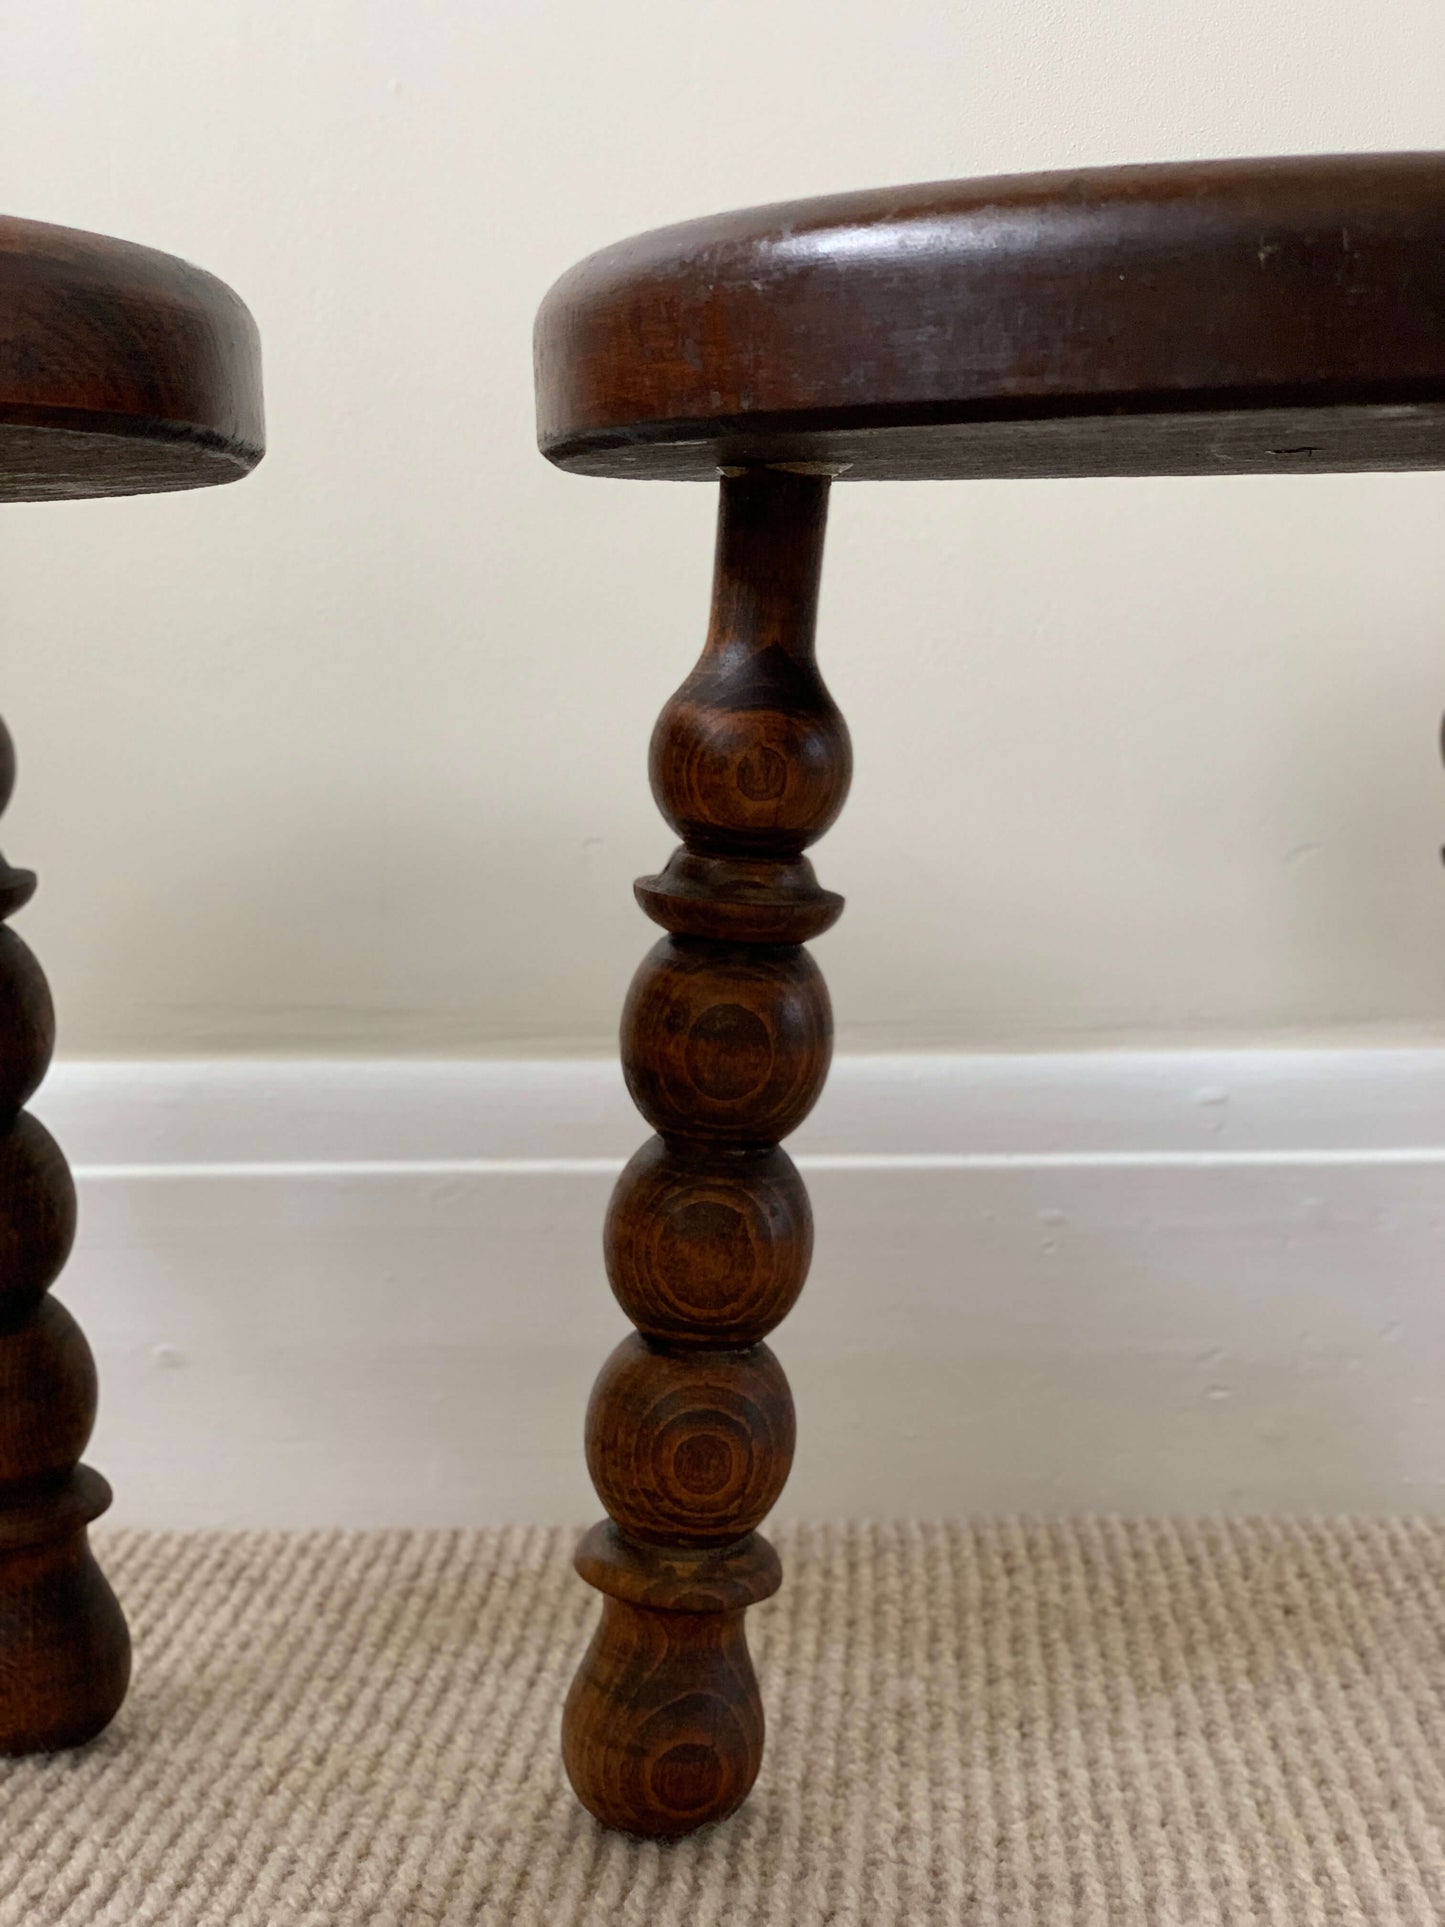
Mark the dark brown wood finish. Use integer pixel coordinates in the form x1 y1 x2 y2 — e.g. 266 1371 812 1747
540 152 1445 1838
562 468 848 1836
0 719 128 1753
0 214 263 501
0 216 262 1753
537 153 1445 480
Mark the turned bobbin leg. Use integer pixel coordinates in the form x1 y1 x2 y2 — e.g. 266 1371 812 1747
0 718 129 1754
563 467 849 1837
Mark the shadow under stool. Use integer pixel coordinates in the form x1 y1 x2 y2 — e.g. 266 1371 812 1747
533 151 1445 1838
0 215 263 1751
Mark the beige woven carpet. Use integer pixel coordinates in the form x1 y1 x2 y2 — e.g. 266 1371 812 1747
3 1522 1445 1925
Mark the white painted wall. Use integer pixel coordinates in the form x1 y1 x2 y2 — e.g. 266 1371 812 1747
42 1052 1445 1525
2 1 1444 1056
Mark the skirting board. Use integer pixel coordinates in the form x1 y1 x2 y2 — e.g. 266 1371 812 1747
32 1049 1445 1527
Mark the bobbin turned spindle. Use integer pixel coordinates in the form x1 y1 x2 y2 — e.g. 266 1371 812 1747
0 213 263 1750
560 466 850 1836
0 714 126 1754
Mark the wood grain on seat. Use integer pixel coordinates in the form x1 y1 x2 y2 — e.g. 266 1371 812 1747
0 215 263 501
536 153 1445 480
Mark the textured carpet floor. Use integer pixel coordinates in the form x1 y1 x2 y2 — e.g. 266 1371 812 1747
2 1521 1444 1925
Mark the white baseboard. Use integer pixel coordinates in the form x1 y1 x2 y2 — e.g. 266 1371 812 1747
33 1050 1445 1527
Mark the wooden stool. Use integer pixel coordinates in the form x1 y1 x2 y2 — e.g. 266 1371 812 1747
535 153 1445 1837
0 216 262 1751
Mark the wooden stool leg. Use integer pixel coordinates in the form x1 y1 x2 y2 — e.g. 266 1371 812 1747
0 718 129 1754
562 468 850 1837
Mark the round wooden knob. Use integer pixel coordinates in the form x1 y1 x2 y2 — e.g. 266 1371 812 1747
622 936 831 1143
0 1116 76 1325
605 1135 811 1345
0 1298 96 1484
0 931 54 1113
585 1334 795 1547
650 663 850 857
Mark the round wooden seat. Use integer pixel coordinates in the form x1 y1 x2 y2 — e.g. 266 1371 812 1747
0 215 263 502
536 152 1445 481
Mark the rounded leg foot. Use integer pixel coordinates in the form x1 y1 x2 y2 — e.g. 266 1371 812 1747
562 1596 764 1838
0 1528 131 1754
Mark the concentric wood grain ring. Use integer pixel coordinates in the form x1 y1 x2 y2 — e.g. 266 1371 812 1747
605 1136 811 1344
621 936 831 1143
585 1334 794 1547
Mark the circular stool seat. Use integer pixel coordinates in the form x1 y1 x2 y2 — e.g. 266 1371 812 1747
0 215 263 502
536 152 1445 480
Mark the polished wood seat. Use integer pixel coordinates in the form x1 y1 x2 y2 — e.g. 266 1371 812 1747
0 215 261 1758
536 152 1445 1844
0 214 262 501
538 152 1445 480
